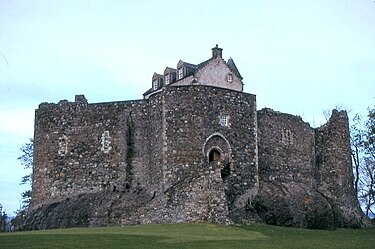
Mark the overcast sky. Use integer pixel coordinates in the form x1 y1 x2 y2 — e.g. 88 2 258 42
1 0 374 215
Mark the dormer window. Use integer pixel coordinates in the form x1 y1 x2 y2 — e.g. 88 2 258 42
153 79 158 90
152 73 163 91
178 67 184 80
165 74 170 85
163 67 177 85
227 73 233 83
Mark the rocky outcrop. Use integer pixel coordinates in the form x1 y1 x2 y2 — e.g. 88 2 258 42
26 181 368 230
253 182 365 229
25 165 231 230
24 188 152 230
255 109 369 229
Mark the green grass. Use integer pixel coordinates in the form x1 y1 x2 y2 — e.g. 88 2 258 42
0 223 374 249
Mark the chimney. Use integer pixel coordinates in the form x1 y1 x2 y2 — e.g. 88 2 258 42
212 44 223 59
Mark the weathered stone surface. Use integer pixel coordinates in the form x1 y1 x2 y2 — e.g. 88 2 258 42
256 108 369 228
25 188 152 230
27 47 368 230
29 85 259 229
315 110 367 228
253 182 335 229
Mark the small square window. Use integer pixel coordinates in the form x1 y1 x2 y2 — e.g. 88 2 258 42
219 115 229 126
178 68 183 80
227 73 233 83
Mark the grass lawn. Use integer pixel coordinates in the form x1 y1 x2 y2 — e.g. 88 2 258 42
0 223 374 249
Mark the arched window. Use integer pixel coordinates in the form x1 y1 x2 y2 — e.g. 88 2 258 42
209 149 221 162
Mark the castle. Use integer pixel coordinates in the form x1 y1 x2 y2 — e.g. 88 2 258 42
27 45 366 229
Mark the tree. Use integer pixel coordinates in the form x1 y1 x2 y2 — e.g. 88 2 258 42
17 138 33 209
0 204 8 232
10 139 34 231
10 209 27 231
351 114 363 196
350 106 375 218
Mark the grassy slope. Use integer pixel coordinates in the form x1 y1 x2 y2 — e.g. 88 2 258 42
0 223 374 249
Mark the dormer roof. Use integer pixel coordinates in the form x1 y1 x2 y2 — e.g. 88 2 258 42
164 67 177 74
152 72 163 78
177 60 197 78
144 45 244 99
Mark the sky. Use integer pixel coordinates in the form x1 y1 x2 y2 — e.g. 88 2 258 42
1 0 374 215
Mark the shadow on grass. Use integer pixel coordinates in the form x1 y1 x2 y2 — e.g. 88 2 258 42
0 234 168 249
0 233 261 249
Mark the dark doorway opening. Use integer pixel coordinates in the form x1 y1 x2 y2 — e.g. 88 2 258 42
209 149 221 162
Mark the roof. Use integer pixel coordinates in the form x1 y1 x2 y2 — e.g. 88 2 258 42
144 46 244 97
227 57 243 80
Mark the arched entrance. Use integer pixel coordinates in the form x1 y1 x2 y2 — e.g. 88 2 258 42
203 133 233 181
203 133 232 164
209 149 221 162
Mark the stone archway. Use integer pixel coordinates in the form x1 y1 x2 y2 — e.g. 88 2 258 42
203 132 232 164
203 133 232 180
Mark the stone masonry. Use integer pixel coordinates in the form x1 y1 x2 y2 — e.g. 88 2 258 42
26 46 368 229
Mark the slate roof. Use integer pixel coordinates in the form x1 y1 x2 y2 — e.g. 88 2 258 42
178 60 198 77
143 47 243 97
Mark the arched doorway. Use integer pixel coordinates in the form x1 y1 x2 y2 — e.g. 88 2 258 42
203 133 232 164
203 133 233 181
209 149 221 162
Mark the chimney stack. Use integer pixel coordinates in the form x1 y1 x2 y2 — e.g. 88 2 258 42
212 44 223 59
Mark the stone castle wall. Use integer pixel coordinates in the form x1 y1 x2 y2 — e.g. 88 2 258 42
255 108 365 228
29 86 366 229
257 108 316 187
31 97 151 208
315 110 364 227
157 86 258 221
31 85 259 222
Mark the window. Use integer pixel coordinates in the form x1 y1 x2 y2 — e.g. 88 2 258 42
165 74 170 84
227 73 233 83
219 114 229 127
178 67 183 80
281 129 293 145
101 130 112 153
153 79 158 90
58 135 68 156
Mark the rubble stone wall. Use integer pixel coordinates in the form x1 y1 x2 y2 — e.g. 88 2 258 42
31 99 149 209
315 110 364 227
31 85 258 223
29 87 366 229
257 108 316 188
